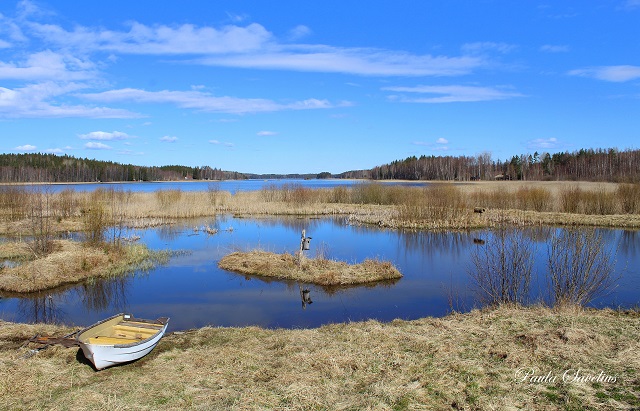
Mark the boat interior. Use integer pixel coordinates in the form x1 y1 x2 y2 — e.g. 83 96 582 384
78 315 165 345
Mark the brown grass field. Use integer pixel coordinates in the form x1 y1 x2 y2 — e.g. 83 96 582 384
1 305 638 410
218 250 402 286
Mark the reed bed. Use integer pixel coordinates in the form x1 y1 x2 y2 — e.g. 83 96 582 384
1 181 639 236
2 305 638 410
0 240 159 293
218 250 402 286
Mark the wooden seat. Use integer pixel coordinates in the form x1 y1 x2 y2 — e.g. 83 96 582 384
113 324 158 336
120 321 164 330
88 336 141 345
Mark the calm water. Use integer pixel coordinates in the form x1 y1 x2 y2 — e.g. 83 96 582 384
5 178 427 194
1 216 638 331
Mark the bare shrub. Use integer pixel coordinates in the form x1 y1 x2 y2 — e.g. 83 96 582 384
547 228 617 307
82 190 108 245
517 187 551 212
0 186 28 221
350 182 392 205
55 188 77 219
582 187 619 215
616 183 640 214
27 186 55 256
330 186 350 203
559 185 582 213
399 184 466 222
469 226 535 306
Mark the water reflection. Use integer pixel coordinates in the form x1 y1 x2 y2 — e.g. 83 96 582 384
0 216 638 330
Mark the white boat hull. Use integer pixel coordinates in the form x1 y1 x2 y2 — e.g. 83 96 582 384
76 313 169 370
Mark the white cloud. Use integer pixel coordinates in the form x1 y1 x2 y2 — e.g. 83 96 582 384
160 136 178 143
527 137 560 150
79 131 132 140
462 42 516 55
29 21 272 55
84 142 111 150
0 50 97 81
383 85 523 103
0 83 141 119
209 139 220 144
257 130 278 136
568 65 640 82
412 138 450 151
81 88 339 114
540 44 569 53
288 25 311 40
45 148 64 154
15 144 37 151
199 47 482 77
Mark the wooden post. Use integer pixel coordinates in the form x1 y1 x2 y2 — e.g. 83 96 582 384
299 229 305 268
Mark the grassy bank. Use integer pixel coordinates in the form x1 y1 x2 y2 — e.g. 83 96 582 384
2 181 640 236
218 250 402 286
0 240 167 293
1 306 638 410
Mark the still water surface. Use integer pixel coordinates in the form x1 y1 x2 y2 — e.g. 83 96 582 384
1 216 638 332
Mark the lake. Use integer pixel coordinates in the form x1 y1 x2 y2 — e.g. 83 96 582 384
1 215 638 332
5 178 427 194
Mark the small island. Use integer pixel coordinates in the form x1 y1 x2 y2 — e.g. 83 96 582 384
218 250 402 286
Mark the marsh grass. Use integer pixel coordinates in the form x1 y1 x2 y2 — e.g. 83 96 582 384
2 306 638 410
218 250 402 286
0 240 161 293
1 182 639 236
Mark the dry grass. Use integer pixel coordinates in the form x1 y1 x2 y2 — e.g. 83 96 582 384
218 250 402 286
1 305 638 410
1 181 640 237
0 240 159 293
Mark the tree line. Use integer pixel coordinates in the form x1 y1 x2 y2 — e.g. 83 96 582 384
0 153 245 183
339 148 640 182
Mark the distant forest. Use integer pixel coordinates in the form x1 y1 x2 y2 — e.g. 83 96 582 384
1 148 639 183
339 148 640 183
0 153 244 183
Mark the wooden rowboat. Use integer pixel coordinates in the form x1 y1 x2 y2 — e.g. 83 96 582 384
75 313 169 370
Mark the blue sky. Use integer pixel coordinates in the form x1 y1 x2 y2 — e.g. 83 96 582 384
1 0 639 174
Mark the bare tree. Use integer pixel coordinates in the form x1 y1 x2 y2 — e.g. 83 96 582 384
547 228 617 307
469 226 535 306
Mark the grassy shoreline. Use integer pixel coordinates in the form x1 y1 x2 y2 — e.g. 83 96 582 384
1 305 638 410
0 240 167 293
218 250 402 286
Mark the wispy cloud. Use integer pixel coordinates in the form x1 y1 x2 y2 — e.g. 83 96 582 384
0 83 141 119
257 130 278 136
28 20 273 55
462 42 517 55
288 25 311 41
0 50 97 81
209 139 234 147
160 136 178 143
81 88 339 114
384 85 523 103
15 144 37 151
84 142 112 150
79 131 132 140
568 65 640 82
412 138 449 151
198 46 482 77
540 44 569 53
527 137 560 150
